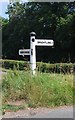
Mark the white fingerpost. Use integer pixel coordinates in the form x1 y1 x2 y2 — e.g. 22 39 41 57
30 32 36 75
19 49 31 56
19 32 54 75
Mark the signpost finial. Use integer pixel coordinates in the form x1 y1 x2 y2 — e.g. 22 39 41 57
30 32 36 36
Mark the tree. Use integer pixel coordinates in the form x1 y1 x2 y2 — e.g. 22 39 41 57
2 2 75 62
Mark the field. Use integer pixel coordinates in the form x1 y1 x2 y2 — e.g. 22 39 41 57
2 69 74 112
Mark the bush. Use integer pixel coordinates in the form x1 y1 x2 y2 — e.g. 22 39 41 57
37 62 74 74
0 59 30 71
0 59 74 73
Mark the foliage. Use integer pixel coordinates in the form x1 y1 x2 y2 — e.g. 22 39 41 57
37 62 74 74
0 59 74 73
0 16 8 26
2 70 73 108
2 104 25 113
2 2 75 62
0 59 29 71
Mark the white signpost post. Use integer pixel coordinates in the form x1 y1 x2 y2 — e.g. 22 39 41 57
19 32 54 75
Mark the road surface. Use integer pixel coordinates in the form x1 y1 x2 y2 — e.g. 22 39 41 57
3 106 73 118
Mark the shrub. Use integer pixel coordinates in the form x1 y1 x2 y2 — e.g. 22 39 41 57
0 59 74 73
37 62 74 74
0 59 30 71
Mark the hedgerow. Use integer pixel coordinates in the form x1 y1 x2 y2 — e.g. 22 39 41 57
0 59 74 73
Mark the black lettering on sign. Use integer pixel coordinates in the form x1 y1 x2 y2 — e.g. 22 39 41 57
20 51 29 54
25 51 29 53
37 41 52 44
31 49 33 55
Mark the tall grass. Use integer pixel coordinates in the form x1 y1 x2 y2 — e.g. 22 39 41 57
2 70 73 108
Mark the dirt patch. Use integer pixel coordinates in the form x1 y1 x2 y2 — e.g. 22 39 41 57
7 100 26 106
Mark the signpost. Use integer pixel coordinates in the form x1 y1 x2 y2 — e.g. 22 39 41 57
19 49 30 56
30 32 36 75
19 32 54 75
35 39 54 46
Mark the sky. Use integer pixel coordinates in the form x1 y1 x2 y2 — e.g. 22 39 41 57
0 0 9 18
0 0 28 19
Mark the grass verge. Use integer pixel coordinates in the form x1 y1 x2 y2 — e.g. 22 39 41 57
2 70 73 111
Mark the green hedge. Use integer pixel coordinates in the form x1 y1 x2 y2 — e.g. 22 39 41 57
0 59 74 73
0 59 30 71
37 62 74 73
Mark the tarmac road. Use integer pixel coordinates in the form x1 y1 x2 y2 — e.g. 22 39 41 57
31 106 73 118
3 106 73 118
